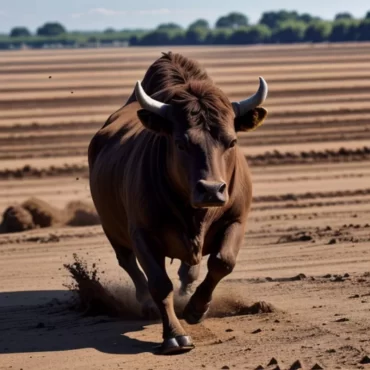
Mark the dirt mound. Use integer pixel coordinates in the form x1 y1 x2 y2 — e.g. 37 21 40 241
22 197 62 227
0 204 35 233
0 198 100 234
63 200 100 227
207 298 275 318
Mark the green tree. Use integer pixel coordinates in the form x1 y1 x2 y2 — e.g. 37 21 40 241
356 19 370 41
271 21 307 43
335 12 353 20
171 32 186 45
227 27 249 44
365 11 370 19
36 22 66 37
259 10 298 29
10 27 31 37
329 19 357 42
246 24 272 43
228 25 271 44
103 28 115 34
185 28 208 44
299 13 321 23
156 23 182 31
188 19 210 31
137 29 185 45
129 35 138 46
304 21 332 42
215 12 248 29
138 31 171 45
205 29 233 44
88 36 99 43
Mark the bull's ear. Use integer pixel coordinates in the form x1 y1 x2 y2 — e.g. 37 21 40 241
137 109 172 135
234 107 268 133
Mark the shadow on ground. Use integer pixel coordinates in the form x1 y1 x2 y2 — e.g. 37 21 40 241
0 290 158 355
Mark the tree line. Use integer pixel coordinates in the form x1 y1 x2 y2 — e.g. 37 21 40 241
2 10 370 50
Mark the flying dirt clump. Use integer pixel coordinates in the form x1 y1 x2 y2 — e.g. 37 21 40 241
0 204 35 233
63 253 143 319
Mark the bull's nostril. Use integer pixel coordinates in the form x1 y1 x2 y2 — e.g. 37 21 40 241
193 180 227 207
218 183 226 194
196 181 226 196
196 181 206 194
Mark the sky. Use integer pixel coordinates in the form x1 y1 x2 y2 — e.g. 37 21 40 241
0 0 369 33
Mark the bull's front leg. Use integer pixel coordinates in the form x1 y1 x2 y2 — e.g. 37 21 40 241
183 221 245 325
131 228 195 355
177 261 201 296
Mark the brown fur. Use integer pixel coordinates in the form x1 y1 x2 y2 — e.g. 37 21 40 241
88 51 268 348
89 52 253 250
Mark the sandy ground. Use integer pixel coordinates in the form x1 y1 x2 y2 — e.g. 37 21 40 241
1 44 370 370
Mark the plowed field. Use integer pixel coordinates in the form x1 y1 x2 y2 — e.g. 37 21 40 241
1 43 370 370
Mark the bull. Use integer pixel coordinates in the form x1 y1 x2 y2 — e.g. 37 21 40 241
88 51 268 355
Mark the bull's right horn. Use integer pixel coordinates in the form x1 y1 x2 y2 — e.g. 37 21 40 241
134 80 171 118
231 77 268 117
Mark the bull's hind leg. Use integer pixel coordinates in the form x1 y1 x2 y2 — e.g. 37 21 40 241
131 228 194 355
183 222 245 325
177 262 201 296
105 233 157 318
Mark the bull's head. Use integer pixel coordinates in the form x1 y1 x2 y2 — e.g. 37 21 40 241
135 77 268 208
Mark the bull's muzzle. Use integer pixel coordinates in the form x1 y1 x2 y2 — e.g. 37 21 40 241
192 180 227 208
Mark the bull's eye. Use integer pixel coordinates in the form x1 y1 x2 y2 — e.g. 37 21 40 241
228 139 237 149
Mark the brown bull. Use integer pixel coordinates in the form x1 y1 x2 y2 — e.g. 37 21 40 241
88 51 268 355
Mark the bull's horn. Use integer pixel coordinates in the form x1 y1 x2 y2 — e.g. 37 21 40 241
134 80 171 118
231 77 268 117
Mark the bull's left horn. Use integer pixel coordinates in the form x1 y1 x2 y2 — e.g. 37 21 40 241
231 77 268 117
134 80 171 118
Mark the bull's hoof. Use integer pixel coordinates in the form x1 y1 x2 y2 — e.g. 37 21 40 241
183 299 211 325
153 336 194 355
